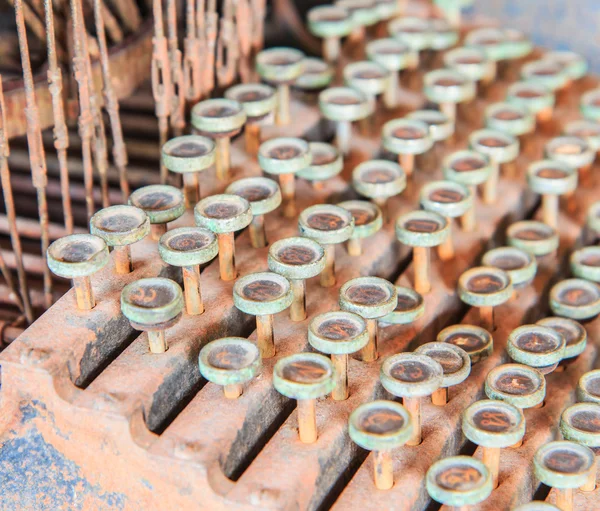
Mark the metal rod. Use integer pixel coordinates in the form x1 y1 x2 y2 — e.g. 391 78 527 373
167 0 186 137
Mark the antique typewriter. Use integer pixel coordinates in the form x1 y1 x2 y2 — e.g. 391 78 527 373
1 0 599 510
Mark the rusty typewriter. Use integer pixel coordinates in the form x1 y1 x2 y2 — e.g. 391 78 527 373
1 0 600 509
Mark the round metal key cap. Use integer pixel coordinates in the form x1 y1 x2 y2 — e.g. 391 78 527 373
294 57 334 91
121 277 184 353
273 353 336 443
268 237 326 322
308 311 368 400
444 47 496 84
507 220 559 257
571 246 600 283
549 279 600 320
581 88 600 122
507 324 566 373
198 337 261 399
307 5 354 63
129 185 185 240
521 60 569 92
382 118 433 177
438 324 493 364
348 400 413 490
507 81 555 123
90 205 150 275
482 246 537 288
406 110 454 144
564 119 600 154
429 18 459 52
339 276 397 362
546 136 595 183
297 142 343 189
485 363 546 410
381 286 424 325
424 69 476 123
465 27 507 62
387 16 432 56
486 102 535 139
578 370 600 405
338 200 383 257
543 50 588 83
47 234 109 311
233 272 293 359
537 317 587 361
344 61 391 103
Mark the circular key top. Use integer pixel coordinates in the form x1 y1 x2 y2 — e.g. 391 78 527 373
47 234 109 311
527 160 578 229
297 142 343 189
90 205 150 275
224 83 277 157
162 135 216 207
469 129 519 206
507 324 566 373
426 456 493 508
424 68 476 123
198 337 261 399
543 51 588 83
415 342 471 405
521 60 569 92
339 276 397 362
273 353 336 443
458 266 513 331
420 180 473 259
307 5 354 63
444 46 496 84
581 89 600 122
396 210 450 294
191 99 246 180
537 316 587 361
462 399 525 488
129 185 185 240
268 236 326 322
308 311 369 400
336 0 379 45
352 159 406 221
194 194 252 281
294 57 334 92
121 277 184 353
549 278 600 320
502 28 533 61
388 16 432 59
546 136 595 183
507 220 559 257
338 200 383 257
226 177 282 248
256 47 305 125
348 400 414 490
564 119 600 154
298 204 354 288
507 81 555 123
485 363 546 409
465 27 507 62
571 246 600 283
437 324 493 364
380 352 443 445
258 137 311 218
482 246 537 288
319 87 373 156
158 227 218 316
381 286 424 325
344 61 391 103
429 18 459 52
233 272 293 358
578 370 600 404
382 119 433 177
486 102 535 140
407 109 454 144
534 441 595 511
514 503 561 511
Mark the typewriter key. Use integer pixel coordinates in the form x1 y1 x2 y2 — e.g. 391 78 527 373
348 400 414 489
194 194 252 281
507 325 566 374
546 136 595 183
298 204 354 287
129 185 185 240
462 399 525 488
521 60 569 93
581 89 600 123
307 5 354 63
420 180 473 259
382 119 433 177
268 237 326 321
482 247 537 289
308 311 369 399
458 267 512 331
549 279 600 321
444 47 496 85
564 119 600 155
514 503 560 511
560 402 600 492
336 0 379 47
407 110 454 146
233 272 293 358
273 353 336 443
507 81 555 124
339 276 398 362
465 27 507 70
224 83 277 157
47 234 109 310
486 102 535 141
352 160 406 222
387 17 431 69
469 129 519 205
426 455 493 509
198 337 261 399
502 28 534 62
294 58 334 92
191 99 246 181
424 69 476 123
437 324 493 364
226 177 282 248
571 246 600 283
429 18 458 54
396 210 450 294
415 342 470 405
578 370 600 404
380 353 443 445
162 135 216 207
485 363 546 410
344 61 391 108
543 51 588 85
381 286 424 325
319 87 373 156
121 277 184 353
537 317 587 361
338 200 383 256
297 142 343 190
534 441 595 511
366 38 414 108
158 227 218 315
507 220 559 257
90 205 150 275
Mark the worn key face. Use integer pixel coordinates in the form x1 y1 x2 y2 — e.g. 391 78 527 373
436 464 483 491
416 342 471 389
438 325 493 364
273 353 336 401
486 364 545 409
121 277 184 328
561 403 600 453
506 325 566 373
550 278 600 320
340 277 397 321
308 212 346 230
166 138 212 157
391 360 432 383
309 311 369 356
537 317 587 359
47 234 110 281
473 408 515 433
541 446 591 474
278 245 320 266
318 318 361 340
359 406 406 435
55 237 104 264
463 399 526 451
208 343 256 370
